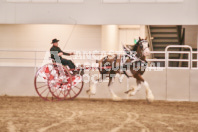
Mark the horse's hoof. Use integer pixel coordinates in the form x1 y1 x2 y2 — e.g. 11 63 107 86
125 87 136 96
87 84 96 95
129 92 136 96
112 96 122 101
86 89 90 93
127 90 136 96
86 89 91 94
146 97 154 103
125 89 132 94
86 89 95 96
146 92 154 103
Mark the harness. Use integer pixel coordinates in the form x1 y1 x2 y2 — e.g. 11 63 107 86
120 53 147 71
119 41 149 75
121 53 139 66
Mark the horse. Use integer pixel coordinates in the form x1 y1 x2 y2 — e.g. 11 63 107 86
87 37 154 102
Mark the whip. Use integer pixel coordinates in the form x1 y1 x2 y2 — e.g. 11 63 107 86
63 17 77 50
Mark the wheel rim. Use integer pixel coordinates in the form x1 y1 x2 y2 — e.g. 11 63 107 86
34 64 58 101
34 63 83 101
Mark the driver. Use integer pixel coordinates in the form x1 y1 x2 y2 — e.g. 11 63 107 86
50 38 76 70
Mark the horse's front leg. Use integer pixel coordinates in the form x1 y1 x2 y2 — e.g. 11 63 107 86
125 74 154 102
125 73 142 96
126 80 141 96
143 80 154 103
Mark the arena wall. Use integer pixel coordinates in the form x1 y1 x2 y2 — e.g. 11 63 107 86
0 66 197 102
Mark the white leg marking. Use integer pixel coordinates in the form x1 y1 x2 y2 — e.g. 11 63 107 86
87 76 104 96
108 85 122 101
128 83 141 96
143 81 154 102
87 83 97 95
90 83 97 95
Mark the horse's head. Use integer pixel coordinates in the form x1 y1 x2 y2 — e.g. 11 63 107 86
133 37 150 57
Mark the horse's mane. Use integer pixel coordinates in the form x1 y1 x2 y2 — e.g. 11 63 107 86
132 39 141 51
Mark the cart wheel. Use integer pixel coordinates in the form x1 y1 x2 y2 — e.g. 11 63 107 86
65 74 84 100
34 63 61 101
48 64 72 100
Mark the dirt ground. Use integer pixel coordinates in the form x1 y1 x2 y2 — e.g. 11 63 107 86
0 96 198 132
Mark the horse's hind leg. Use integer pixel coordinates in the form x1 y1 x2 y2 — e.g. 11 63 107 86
108 76 122 101
86 73 107 96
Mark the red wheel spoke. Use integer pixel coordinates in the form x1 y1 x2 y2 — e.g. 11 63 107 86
63 90 68 98
74 86 81 89
40 87 48 95
45 91 50 98
53 88 59 95
60 90 65 97
37 84 47 89
57 89 62 97
71 89 77 95
51 88 57 93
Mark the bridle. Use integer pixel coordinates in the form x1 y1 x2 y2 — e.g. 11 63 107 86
122 40 149 64
140 40 149 52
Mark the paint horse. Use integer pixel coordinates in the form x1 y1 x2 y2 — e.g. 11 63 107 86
87 37 154 102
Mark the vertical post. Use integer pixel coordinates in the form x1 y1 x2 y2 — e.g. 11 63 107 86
101 25 119 51
188 52 190 69
188 52 191 101
189 46 192 101
165 51 168 101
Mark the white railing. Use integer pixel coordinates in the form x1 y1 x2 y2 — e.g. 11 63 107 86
165 45 192 69
0 45 197 69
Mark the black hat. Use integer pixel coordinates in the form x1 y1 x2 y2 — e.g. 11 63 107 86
51 38 59 44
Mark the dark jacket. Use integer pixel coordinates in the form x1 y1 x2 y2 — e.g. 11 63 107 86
50 45 70 60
